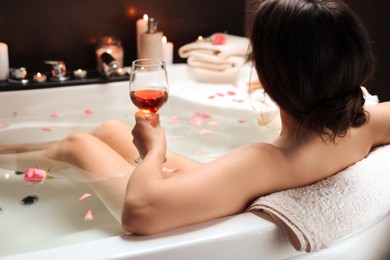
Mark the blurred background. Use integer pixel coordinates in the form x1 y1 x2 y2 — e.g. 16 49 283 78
0 0 388 100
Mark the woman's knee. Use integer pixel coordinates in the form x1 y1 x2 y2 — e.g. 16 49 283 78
92 120 130 138
45 132 92 160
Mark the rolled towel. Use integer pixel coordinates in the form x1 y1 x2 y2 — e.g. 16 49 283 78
179 33 251 60
187 53 246 71
247 144 390 252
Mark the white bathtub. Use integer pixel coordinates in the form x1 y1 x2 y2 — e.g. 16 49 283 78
0 64 389 259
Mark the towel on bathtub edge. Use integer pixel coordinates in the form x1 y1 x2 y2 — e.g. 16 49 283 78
247 144 390 252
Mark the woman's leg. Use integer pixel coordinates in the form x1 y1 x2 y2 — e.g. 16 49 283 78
89 120 202 173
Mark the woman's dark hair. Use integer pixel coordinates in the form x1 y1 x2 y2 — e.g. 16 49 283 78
250 0 376 141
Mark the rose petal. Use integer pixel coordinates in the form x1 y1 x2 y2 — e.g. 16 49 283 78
190 118 203 127
194 113 212 120
41 126 55 131
216 92 225 97
232 99 245 103
84 209 94 221
83 109 93 115
49 113 60 118
238 120 248 124
79 193 92 201
208 95 215 99
227 91 236 96
0 124 9 129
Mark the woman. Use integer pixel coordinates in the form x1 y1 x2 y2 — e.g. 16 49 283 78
8 0 390 235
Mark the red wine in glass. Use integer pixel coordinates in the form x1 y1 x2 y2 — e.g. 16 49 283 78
129 59 169 163
130 89 168 118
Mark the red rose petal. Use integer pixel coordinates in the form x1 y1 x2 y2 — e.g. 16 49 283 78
83 109 93 115
84 209 94 221
41 126 55 131
79 193 92 201
50 113 60 118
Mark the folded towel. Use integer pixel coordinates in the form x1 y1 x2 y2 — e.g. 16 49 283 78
187 53 246 71
247 144 390 252
187 65 242 84
178 33 250 60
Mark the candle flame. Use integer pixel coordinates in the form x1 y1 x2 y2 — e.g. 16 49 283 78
143 14 148 21
197 36 204 41
162 36 167 44
106 48 112 54
37 72 42 77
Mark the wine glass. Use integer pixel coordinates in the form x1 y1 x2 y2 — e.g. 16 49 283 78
129 58 169 163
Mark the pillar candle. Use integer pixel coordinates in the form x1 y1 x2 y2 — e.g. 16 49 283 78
0 42 9 81
136 14 149 58
162 36 174 64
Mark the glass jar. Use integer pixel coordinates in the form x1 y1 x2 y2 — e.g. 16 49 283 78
96 36 124 75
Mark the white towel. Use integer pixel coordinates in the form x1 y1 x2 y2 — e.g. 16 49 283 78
187 53 246 71
247 144 390 252
178 33 250 60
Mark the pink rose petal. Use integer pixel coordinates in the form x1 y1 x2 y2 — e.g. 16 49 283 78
79 193 92 201
227 91 236 96
216 92 225 97
238 120 248 124
232 99 245 103
194 113 212 120
83 109 93 115
84 209 94 221
190 118 204 127
50 113 60 118
199 129 213 135
208 95 215 99
0 124 9 129
41 126 55 131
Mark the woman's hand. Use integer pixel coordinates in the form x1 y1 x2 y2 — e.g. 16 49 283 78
131 111 167 161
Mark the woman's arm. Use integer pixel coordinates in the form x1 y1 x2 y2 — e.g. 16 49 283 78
122 130 286 235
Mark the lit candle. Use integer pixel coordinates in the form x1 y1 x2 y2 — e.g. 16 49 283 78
136 14 149 58
33 72 47 83
0 42 9 81
73 69 87 79
162 36 174 64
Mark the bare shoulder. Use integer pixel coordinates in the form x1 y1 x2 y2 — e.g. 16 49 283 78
365 102 390 146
